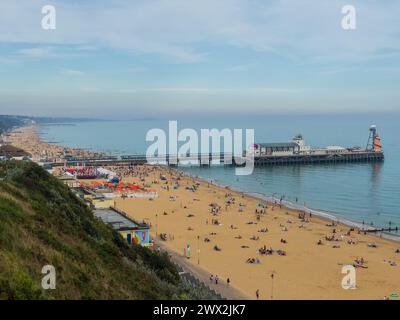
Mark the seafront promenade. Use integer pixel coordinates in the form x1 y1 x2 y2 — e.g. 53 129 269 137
156 241 248 300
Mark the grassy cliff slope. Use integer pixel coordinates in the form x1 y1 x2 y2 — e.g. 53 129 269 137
0 161 207 300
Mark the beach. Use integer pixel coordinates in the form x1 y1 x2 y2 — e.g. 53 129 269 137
110 166 400 300
3 125 104 162
6 126 400 300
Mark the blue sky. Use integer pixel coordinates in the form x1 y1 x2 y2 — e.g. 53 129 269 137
0 0 399 118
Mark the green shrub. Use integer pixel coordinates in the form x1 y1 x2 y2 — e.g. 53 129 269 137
0 161 214 300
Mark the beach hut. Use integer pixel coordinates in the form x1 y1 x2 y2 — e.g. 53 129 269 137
93 208 151 247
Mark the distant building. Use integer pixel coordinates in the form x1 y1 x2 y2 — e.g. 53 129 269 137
250 142 299 156
94 208 151 247
58 175 80 188
0 144 31 159
248 134 346 157
91 197 115 209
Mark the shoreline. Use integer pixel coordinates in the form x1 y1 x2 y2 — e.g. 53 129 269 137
176 169 400 243
3 124 106 162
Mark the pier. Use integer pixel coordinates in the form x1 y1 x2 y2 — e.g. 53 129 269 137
45 126 384 168
47 150 384 168
251 150 384 166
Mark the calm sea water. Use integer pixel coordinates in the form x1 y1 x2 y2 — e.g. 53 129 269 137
40 114 400 229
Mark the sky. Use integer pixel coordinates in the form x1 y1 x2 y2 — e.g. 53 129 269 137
0 0 399 118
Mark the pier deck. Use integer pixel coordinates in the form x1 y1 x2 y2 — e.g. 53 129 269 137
47 150 383 168
250 151 384 166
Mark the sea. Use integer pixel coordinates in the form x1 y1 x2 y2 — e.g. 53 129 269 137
39 113 400 231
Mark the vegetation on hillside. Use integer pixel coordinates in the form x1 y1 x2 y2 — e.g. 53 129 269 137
0 116 28 135
0 161 215 300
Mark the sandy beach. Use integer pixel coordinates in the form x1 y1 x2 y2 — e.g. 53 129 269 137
113 166 400 300
3 125 104 162
7 126 400 300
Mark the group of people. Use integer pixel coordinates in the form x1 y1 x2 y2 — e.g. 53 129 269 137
105 164 156 180
7 125 104 163
209 203 221 214
258 245 287 256
209 274 231 286
159 233 174 241
246 257 261 264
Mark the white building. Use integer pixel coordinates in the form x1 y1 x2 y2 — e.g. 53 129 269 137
248 134 347 157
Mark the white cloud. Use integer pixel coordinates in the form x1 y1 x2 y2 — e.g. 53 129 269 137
225 65 249 72
0 0 399 63
60 68 84 76
118 87 299 94
18 47 55 58
75 45 97 51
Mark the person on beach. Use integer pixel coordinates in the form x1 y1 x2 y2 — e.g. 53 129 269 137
256 289 260 299
227 278 230 285
210 274 213 283
215 275 219 285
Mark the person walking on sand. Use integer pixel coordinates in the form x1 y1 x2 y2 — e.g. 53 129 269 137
227 278 230 285
215 275 219 285
210 274 213 283
256 289 260 300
